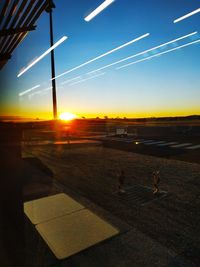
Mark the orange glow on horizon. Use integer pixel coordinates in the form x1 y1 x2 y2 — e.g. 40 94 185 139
8 105 200 120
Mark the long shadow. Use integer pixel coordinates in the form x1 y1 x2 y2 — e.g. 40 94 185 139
23 157 54 177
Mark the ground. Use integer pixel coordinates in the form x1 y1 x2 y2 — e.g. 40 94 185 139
22 141 200 267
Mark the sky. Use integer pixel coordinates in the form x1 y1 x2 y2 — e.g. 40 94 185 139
0 0 200 119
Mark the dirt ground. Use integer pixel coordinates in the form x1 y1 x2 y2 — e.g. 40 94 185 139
23 142 200 266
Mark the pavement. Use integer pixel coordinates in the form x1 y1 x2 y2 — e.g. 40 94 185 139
100 135 200 164
22 142 200 267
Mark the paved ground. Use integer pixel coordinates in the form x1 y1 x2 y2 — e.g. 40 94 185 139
22 134 200 164
101 135 200 150
99 135 200 164
22 142 200 267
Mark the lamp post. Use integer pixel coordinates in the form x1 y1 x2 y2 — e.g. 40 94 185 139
46 0 57 120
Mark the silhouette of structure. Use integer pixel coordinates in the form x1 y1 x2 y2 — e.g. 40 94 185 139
46 0 58 119
0 0 50 69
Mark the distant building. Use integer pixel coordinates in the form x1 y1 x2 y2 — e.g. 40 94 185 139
115 127 128 137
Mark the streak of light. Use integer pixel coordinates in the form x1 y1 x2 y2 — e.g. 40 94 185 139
174 8 200 23
87 31 197 74
28 86 52 97
52 33 150 80
84 0 115 22
69 73 105 86
19 84 40 96
61 76 82 85
116 39 200 70
17 36 68 77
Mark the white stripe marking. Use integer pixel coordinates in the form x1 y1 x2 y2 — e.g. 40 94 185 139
171 143 192 148
145 141 165 145
157 142 178 146
186 144 200 150
139 140 155 144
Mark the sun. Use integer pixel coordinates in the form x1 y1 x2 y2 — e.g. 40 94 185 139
59 112 78 121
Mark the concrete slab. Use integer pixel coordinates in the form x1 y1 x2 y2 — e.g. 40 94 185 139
24 193 85 225
36 209 119 260
51 228 176 267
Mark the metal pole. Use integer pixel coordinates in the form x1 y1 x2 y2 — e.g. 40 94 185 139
46 1 57 119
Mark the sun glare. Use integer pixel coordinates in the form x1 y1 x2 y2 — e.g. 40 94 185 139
59 112 78 121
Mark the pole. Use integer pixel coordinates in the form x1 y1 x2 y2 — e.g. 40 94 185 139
46 1 57 120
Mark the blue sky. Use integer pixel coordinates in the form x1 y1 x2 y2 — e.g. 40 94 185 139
0 0 200 119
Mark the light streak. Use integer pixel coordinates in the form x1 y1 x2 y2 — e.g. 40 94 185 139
174 8 200 23
29 86 52 97
69 72 105 86
61 76 82 85
84 0 115 22
52 33 150 80
117 39 200 70
17 36 68 77
87 31 197 74
19 84 40 96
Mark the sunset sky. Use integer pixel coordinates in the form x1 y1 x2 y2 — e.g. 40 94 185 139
0 0 200 119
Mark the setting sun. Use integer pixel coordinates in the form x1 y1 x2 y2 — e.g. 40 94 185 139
59 112 78 121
